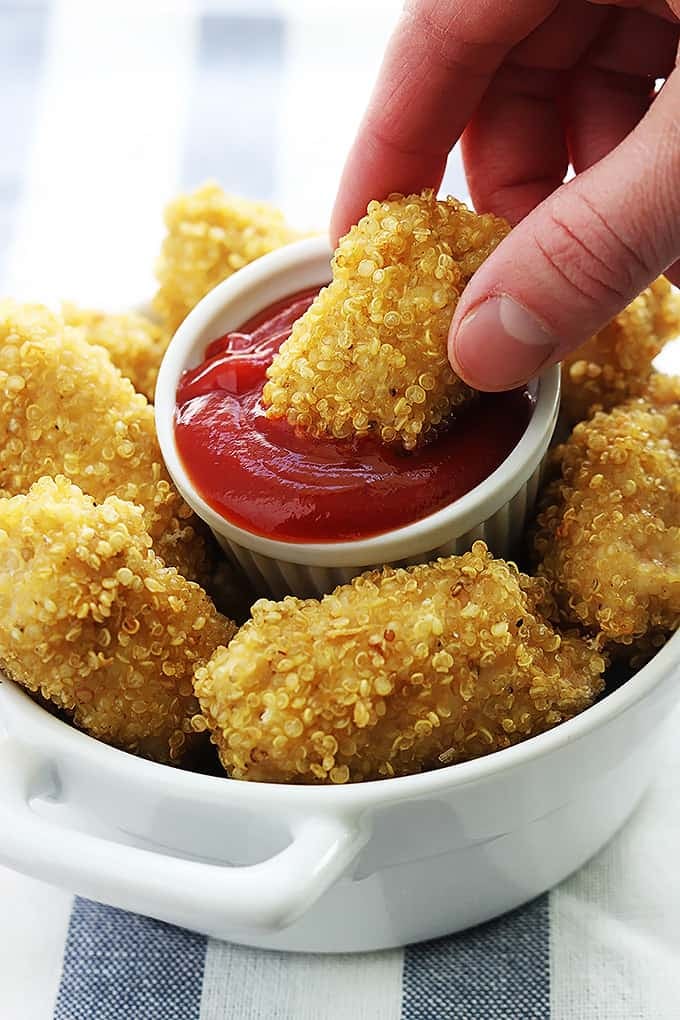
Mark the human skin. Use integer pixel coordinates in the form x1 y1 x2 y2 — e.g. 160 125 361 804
331 1 680 392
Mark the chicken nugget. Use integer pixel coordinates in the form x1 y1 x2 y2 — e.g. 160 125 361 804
0 476 236 763
263 191 508 450
194 542 604 784
641 370 680 409
153 182 300 333
63 303 169 402
0 300 210 584
560 278 680 425
532 392 680 648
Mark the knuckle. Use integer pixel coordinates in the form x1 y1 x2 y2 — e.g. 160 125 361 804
479 176 561 225
532 190 649 308
403 1 505 77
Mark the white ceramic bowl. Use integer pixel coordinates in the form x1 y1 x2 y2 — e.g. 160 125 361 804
1 629 679 952
155 238 561 598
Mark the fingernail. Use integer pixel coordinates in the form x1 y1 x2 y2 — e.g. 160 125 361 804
450 295 559 391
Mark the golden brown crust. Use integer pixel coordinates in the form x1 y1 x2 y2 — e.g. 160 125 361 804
0 300 212 585
641 370 680 408
153 182 300 333
0 477 236 763
560 278 680 426
532 389 680 646
263 191 509 450
63 304 169 402
194 542 604 784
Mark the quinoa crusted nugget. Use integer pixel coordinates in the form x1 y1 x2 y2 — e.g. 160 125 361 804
532 395 680 648
642 370 680 408
0 477 236 763
153 182 300 333
194 542 604 784
0 300 211 585
263 191 509 450
63 303 169 402
560 278 680 426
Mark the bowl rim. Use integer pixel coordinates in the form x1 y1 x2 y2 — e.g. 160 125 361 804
2 626 679 808
154 237 561 566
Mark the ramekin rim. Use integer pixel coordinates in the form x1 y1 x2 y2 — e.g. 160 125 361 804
2 626 679 807
155 237 560 565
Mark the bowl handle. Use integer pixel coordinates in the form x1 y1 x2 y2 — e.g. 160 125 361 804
0 737 369 934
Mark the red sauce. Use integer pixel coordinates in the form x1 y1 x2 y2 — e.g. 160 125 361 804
174 286 533 543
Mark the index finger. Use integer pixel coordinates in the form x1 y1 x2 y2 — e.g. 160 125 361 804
330 0 559 243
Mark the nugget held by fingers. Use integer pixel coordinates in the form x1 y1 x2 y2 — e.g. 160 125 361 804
194 542 604 784
0 477 236 763
263 191 508 450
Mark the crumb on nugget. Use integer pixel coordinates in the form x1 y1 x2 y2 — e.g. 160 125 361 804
194 542 604 784
0 477 236 763
153 182 300 333
561 278 680 425
533 391 680 647
0 300 212 585
63 303 169 402
263 191 509 450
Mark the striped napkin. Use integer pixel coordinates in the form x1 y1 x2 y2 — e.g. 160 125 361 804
2 2 680 1018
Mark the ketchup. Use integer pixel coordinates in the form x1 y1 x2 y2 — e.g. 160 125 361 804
174 286 533 543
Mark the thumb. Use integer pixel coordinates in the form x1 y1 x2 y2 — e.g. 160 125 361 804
449 69 680 392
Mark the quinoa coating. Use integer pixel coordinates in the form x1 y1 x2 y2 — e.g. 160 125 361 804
0 477 236 763
153 182 300 333
532 393 680 647
560 278 680 426
194 542 604 784
642 370 680 408
263 191 509 450
0 300 211 585
63 303 169 402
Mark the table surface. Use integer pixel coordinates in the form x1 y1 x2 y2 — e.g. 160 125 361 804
2 2 680 1018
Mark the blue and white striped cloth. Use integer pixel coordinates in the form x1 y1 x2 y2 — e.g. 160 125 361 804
2 2 680 1017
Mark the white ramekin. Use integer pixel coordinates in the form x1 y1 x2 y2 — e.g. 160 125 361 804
1 628 679 951
155 238 561 598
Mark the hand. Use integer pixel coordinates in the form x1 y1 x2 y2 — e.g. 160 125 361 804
331 1 680 391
